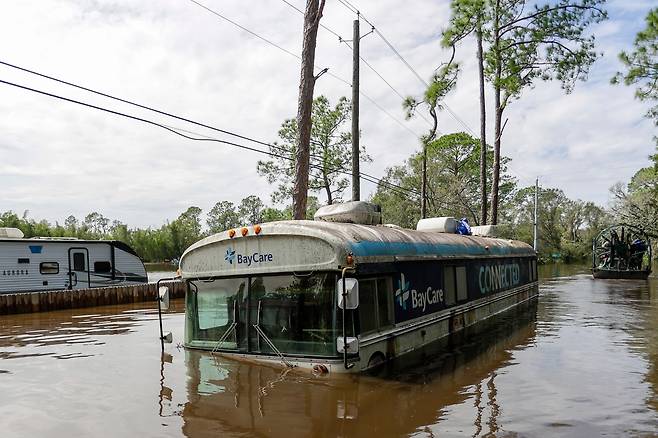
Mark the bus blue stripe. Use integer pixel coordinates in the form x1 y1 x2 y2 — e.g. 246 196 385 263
349 241 528 258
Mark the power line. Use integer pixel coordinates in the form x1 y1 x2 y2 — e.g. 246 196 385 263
171 125 417 197
188 0 422 138
0 59 416 196
278 0 342 41
0 60 280 152
190 0 299 59
345 43 440 133
278 0 433 132
188 0 350 87
336 0 476 137
336 0 359 15
0 77 419 199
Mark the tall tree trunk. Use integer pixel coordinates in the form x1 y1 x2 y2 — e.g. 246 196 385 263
422 107 439 219
476 23 487 226
323 170 333 205
491 0 502 225
492 88 502 225
292 0 325 220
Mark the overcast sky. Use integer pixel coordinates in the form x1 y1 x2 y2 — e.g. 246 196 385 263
0 0 655 228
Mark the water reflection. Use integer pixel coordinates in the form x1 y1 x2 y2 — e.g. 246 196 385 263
176 302 538 437
1 269 658 437
0 301 184 361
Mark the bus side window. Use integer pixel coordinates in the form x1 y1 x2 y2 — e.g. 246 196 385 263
359 279 378 334
376 278 393 328
456 266 467 302
532 260 537 281
359 278 394 334
444 266 456 306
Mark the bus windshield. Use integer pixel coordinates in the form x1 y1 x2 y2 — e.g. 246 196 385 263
188 272 338 357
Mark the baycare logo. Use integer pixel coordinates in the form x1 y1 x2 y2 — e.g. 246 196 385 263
224 247 273 267
395 273 444 313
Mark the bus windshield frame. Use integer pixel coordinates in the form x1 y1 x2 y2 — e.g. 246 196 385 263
186 271 341 358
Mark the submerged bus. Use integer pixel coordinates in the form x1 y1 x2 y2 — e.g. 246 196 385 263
178 202 538 373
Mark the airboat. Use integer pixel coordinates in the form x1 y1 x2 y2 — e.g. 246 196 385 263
592 224 652 280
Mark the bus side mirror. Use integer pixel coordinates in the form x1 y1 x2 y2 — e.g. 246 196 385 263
159 286 170 311
337 336 359 354
337 278 359 309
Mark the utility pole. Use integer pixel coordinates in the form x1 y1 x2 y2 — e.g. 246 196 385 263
351 18 360 201
533 177 539 251
476 20 487 226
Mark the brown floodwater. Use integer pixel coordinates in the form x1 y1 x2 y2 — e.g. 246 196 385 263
1 264 657 437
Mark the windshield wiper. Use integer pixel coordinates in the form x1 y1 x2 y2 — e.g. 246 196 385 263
253 299 295 368
211 300 238 354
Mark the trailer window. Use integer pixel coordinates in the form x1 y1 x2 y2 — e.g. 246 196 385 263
40 262 59 274
94 261 112 273
73 253 85 271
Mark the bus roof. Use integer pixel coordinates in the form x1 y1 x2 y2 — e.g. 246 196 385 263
179 220 535 279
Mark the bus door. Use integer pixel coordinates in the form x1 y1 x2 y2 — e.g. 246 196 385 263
68 248 91 289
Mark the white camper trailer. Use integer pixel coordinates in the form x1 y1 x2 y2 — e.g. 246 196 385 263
0 228 148 294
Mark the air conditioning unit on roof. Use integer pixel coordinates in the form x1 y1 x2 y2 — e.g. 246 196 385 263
416 217 457 233
0 228 24 239
314 201 382 225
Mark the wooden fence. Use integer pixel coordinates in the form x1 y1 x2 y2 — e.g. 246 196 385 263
0 281 186 315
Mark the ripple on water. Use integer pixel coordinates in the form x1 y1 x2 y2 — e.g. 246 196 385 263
1 276 657 437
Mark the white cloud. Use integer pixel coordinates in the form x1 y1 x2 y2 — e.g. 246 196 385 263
0 0 655 228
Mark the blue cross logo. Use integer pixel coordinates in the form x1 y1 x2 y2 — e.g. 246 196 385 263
395 273 411 310
225 248 236 264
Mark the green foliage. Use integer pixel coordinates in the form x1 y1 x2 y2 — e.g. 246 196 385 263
442 0 607 104
238 195 265 225
257 95 370 205
442 0 485 47
372 132 515 227
207 201 240 234
610 146 658 237
484 0 607 104
261 207 291 222
371 134 609 262
441 0 607 222
0 194 302 263
169 206 203 257
403 62 460 143
612 7 658 126
510 186 610 262
371 165 420 229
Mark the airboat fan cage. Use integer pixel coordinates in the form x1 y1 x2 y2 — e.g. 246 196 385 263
592 224 652 279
